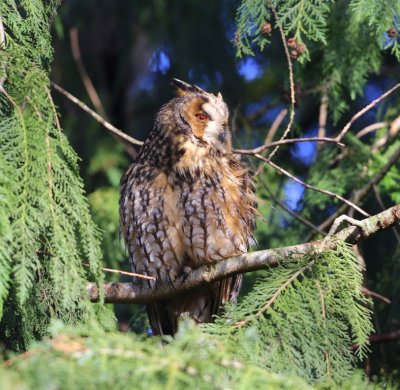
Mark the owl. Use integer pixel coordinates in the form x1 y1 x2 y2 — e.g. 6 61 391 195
120 79 257 335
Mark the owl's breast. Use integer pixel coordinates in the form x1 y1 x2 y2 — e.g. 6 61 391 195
121 154 256 287
176 169 251 267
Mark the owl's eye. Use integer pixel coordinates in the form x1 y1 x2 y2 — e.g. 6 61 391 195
195 113 209 121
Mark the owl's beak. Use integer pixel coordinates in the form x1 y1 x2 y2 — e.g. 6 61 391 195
171 78 206 95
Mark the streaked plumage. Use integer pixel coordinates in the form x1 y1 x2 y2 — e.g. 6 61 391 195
120 79 257 335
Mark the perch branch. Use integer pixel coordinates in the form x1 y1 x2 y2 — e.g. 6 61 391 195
88 204 400 304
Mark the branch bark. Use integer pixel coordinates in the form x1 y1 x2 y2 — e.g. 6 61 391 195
88 204 400 304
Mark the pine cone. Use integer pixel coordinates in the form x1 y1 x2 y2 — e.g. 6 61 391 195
261 23 272 35
387 27 397 38
287 38 298 49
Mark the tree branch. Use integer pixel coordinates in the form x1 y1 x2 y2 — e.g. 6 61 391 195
335 82 400 142
256 154 370 217
88 204 400 304
265 0 295 162
69 27 107 119
305 145 400 241
233 136 344 155
51 82 143 146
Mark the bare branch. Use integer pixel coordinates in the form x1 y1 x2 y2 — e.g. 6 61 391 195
336 82 400 142
234 136 344 155
306 145 400 241
69 27 108 119
352 329 400 349
356 122 387 139
360 287 391 305
258 177 326 236
369 330 400 344
51 82 143 146
83 263 155 280
88 204 400 303
264 108 287 145
255 153 370 217
372 114 400 151
265 1 295 162
317 93 328 151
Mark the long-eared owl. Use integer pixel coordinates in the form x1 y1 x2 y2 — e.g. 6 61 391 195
120 79 257 335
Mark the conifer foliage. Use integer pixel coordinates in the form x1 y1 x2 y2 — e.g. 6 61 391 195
0 0 399 388
206 242 373 384
0 0 105 350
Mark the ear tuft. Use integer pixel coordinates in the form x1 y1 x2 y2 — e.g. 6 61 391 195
171 78 206 96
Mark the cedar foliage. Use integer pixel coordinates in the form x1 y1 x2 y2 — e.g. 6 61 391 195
0 0 109 351
206 242 373 384
1 0 400 388
1 323 390 390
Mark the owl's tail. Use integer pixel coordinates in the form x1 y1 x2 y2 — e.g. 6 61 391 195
147 275 242 336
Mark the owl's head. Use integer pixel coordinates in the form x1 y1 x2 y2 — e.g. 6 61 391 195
164 78 231 153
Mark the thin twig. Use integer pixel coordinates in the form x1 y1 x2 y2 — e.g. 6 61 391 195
51 82 143 146
266 1 296 162
317 92 328 151
306 145 400 241
264 108 287 144
373 184 400 244
360 287 391 305
69 27 108 119
255 153 370 217
83 263 155 280
336 82 400 142
372 114 400 151
68 29 138 158
88 204 400 303
234 136 344 155
352 329 400 349
369 330 400 344
356 122 387 139
258 177 325 236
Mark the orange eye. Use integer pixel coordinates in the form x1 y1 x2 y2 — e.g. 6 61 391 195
195 113 208 121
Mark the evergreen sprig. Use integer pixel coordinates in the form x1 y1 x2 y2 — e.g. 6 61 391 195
235 0 400 119
205 241 373 384
0 0 108 349
0 323 388 390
